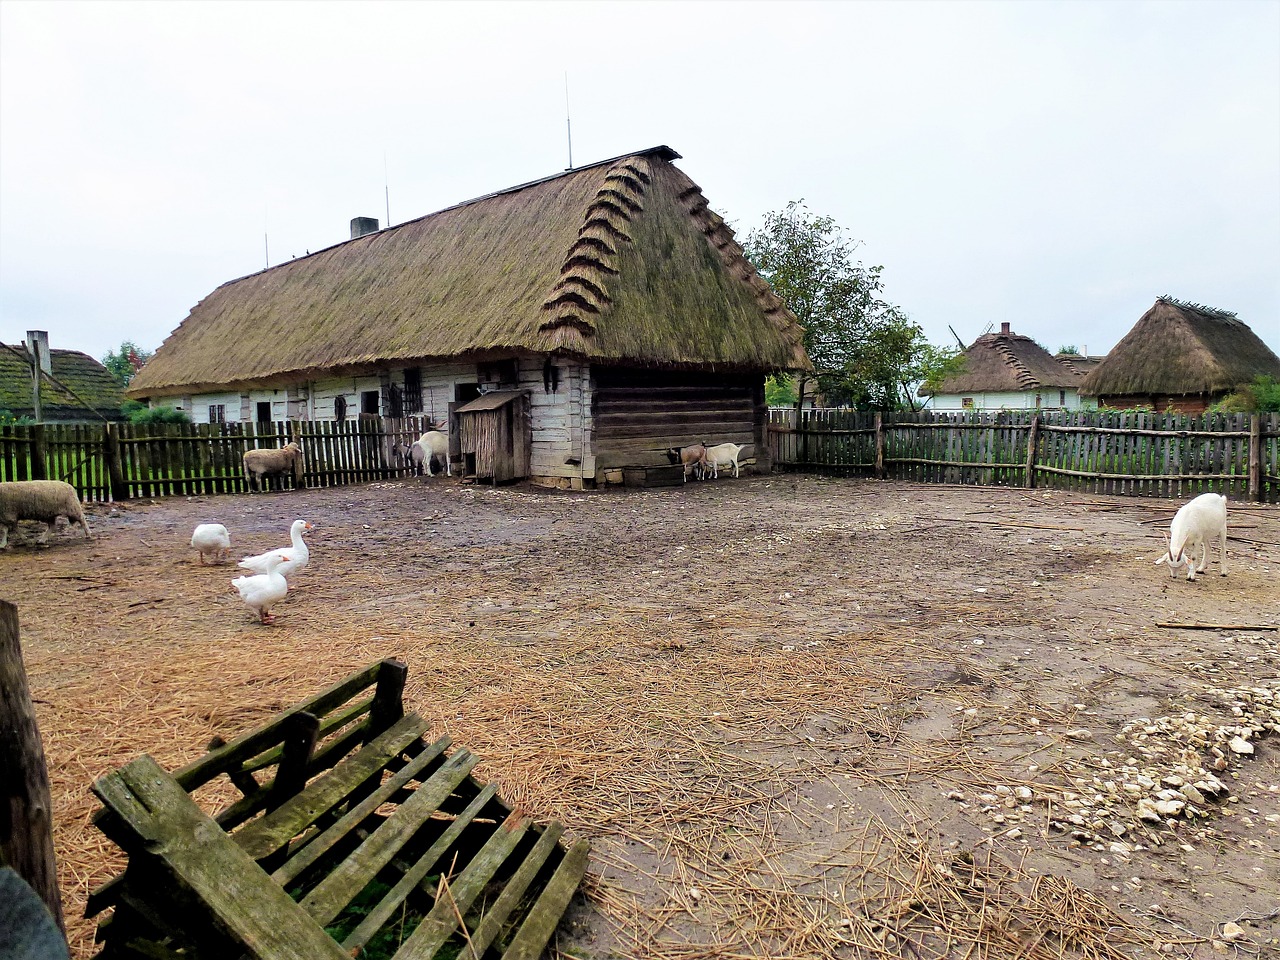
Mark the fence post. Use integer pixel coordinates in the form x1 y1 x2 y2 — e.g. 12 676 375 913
874 413 886 478
103 423 129 502
0 600 66 939
1248 413 1263 502
29 424 48 481
1024 414 1040 488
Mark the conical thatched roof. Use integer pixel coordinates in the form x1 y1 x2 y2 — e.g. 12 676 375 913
920 324 1081 395
128 147 808 399
0 345 126 420
1079 298 1280 398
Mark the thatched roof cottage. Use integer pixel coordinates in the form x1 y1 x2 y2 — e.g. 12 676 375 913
1080 298 1280 413
920 322 1095 412
1 337 126 422
127 146 808 487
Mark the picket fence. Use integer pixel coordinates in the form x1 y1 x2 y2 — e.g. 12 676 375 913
0 417 439 502
768 409 1278 502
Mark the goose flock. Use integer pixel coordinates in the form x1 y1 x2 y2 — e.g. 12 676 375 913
190 518 313 624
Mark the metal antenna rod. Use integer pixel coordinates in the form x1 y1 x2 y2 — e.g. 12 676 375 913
565 73 573 170
384 152 391 227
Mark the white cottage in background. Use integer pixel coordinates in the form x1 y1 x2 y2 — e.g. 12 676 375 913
126 146 809 488
920 323 1099 412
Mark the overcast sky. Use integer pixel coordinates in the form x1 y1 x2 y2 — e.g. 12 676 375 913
1 0 1276 367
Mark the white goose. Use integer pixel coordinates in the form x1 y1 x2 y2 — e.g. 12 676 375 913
238 519 312 579
190 523 231 565
231 552 292 624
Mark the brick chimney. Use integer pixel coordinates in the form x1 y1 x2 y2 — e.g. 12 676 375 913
1000 322 1010 335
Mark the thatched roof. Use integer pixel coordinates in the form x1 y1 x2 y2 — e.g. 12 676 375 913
1054 351 1106 378
128 146 808 399
920 325 1082 395
0 345 126 420
1080 298 1280 398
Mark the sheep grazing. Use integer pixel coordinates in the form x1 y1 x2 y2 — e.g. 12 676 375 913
666 444 710 481
702 442 747 479
242 441 304 492
191 523 231 565
1155 492 1228 581
394 430 450 477
0 480 93 549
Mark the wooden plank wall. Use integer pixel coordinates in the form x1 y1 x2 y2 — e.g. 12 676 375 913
592 369 758 470
769 409 1280 502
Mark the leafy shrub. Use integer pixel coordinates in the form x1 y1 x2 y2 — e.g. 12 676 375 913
1211 376 1280 414
126 402 190 424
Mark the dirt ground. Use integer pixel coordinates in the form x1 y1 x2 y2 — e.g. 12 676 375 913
3 474 1278 959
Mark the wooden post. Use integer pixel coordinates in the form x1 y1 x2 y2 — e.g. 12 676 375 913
874 412 886 479
0 600 66 937
103 423 129 502
1024 414 1040 488
1248 413 1263 502
368 659 408 737
29 424 48 481
266 711 320 812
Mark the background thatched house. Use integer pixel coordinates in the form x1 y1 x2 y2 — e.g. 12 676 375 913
127 146 808 487
1 336 126 422
1079 298 1280 413
920 323 1096 412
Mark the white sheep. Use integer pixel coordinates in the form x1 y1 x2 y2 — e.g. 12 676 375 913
394 431 450 477
0 480 93 549
1155 492 1228 581
702 442 747 479
242 441 304 492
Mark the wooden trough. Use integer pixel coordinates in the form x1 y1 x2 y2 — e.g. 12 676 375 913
86 659 588 959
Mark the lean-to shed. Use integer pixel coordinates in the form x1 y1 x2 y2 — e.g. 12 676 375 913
126 146 809 488
1080 298 1280 413
455 390 530 484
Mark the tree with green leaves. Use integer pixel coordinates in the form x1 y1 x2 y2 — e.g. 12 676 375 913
743 201 957 410
101 341 153 387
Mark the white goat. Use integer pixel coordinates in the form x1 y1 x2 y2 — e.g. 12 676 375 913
0 480 93 549
666 444 710 481
702 442 747 479
1155 492 1228 581
394 431 450 477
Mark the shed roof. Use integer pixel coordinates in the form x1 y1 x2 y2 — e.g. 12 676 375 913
920 326 1083 395
1080 298 1280 398
128 147 808 399
0 344 127 420
455 390 526 413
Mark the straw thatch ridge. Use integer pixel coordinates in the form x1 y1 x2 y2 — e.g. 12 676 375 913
128 146 807 398
1080 297 1280 398
920 327 1081 395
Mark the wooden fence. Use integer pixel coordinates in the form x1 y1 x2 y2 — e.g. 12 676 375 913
768 409 1279 502
0 417 438 502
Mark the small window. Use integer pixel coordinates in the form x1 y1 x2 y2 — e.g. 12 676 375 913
403 368 423 413
208 404 226 423
1059 390 1066 406
961 397 974 409
256 401 272 423
360 390 380 416
334 396 348 421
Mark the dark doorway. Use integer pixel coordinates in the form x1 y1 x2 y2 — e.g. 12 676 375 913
360 391 380 416
256 401 272 423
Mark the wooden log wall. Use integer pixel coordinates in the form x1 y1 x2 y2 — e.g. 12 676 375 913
769 409 1280 502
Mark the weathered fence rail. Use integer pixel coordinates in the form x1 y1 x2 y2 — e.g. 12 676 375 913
768 409 1279 502
0 417 436 501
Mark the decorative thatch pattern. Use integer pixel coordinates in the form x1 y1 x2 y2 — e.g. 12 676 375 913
0 346 126 420
1080 298 1280 398
920 327 1082 395
128 147 808 399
